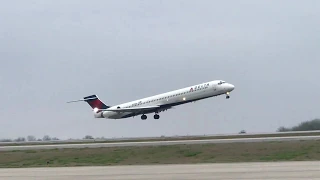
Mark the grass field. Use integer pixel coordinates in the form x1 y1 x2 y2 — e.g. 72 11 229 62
0 139 319 168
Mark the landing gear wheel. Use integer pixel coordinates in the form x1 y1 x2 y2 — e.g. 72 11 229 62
154 114 160 119
141 114 147 120
226 95 230 99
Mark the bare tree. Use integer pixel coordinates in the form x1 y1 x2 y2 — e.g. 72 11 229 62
0 139 12 142
14 137 26 142
27 135 36 141
83 135 94 139
43 135 51 141
277 119 320 132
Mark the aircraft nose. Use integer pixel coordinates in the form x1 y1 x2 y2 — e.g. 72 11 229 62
227 83 235 91
230 84 235 90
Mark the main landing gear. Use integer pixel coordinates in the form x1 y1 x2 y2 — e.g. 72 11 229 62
141 114 147 120
140 114 160 120
154 114 160 119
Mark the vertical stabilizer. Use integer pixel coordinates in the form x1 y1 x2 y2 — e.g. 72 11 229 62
83 95 110 109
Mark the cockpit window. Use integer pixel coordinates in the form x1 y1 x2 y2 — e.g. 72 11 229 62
218 81 226 85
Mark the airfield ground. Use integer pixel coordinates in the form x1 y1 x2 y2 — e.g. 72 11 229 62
2 131 320 146
1 139 319 168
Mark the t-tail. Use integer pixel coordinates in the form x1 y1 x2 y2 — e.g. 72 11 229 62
82 95 110 109
67 95 110 118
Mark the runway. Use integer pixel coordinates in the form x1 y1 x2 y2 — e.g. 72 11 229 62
1 135 319 151
0 161 319 180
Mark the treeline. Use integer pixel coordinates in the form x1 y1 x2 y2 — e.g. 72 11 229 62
1 119 319 142
277 119 320 132
0 135 59 142
0 135 106 142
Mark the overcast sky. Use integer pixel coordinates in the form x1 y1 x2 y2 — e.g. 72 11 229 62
0 0 319 140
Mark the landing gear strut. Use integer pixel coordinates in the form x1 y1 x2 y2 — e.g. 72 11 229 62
141 114 147 120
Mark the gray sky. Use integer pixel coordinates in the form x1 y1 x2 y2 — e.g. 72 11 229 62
1 0 319 140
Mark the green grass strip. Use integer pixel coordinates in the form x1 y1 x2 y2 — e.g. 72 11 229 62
0 140 319 168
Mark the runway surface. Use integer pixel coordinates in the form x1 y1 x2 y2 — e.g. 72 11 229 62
1 135 319 151
0 161 319 180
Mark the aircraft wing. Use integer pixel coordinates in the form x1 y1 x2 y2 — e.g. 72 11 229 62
95 105 161 113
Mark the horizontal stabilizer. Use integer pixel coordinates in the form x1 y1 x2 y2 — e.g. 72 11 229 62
67 95 110 109
66 98 95 103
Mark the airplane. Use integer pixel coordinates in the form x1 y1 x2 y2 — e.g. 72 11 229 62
67 80 235 120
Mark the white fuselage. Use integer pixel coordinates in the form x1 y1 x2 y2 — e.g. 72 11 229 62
96 80 234 119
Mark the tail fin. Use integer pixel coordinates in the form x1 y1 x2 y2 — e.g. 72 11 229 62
83 95 110 109
67 95 110 109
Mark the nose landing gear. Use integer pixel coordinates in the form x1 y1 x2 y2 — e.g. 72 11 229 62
226 92 230 99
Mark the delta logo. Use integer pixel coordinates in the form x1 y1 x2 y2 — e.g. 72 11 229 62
190 83 210 92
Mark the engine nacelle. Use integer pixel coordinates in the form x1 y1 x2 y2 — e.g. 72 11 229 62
93 111 104 118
